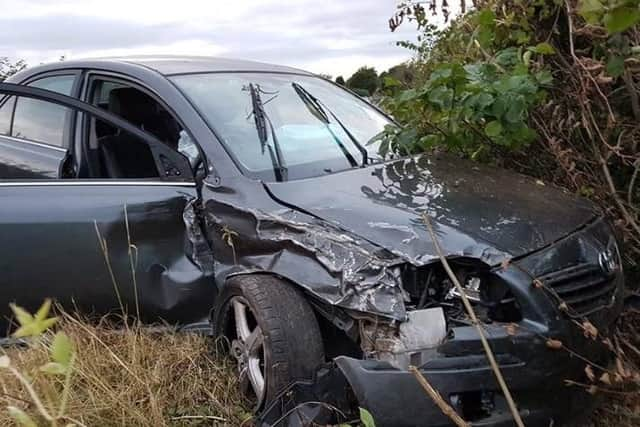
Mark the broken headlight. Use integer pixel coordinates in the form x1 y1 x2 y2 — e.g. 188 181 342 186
444 270 522 323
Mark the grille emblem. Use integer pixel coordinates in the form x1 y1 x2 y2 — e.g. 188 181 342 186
599 249 617 274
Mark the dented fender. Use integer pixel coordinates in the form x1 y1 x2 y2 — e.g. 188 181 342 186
200 177 408 320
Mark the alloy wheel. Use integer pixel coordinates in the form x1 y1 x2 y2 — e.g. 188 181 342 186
229 296 266 409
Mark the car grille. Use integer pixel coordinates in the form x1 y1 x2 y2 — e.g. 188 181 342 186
537 263 617 316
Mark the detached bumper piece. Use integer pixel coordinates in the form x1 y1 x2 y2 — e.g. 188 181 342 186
258 364 354 427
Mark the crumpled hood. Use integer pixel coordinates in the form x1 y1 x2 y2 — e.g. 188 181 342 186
266 154 597 266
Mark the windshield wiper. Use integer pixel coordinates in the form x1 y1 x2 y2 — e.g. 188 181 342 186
248 83 288 181
291 82 368 167
292 82 358 168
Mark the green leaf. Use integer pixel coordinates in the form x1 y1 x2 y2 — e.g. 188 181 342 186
491 96 508 117
530 42 556 55
606 55 625 77
359 407 376 427
397 88 418 103
382 76 401 88
478 27 495 48
604 7 640 33
427 86 454 110
514 30 531 45
477 9 496 27
535 70 553 86
429 66 452 82
509 124 538 144
474 93 495 110
578 0 604 24
11 301 58 338
471 145 487 161
51 332 73 366
10 304 34 326
40 361 68 376
418 134 441 149
34 299 52 322
485 121 503 137
494 48 520 67
7 406 38 427
505 96 526 123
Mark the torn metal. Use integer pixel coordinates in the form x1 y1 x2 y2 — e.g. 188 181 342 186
201 180 407 319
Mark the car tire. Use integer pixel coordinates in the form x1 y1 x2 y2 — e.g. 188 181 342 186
212 274 325 411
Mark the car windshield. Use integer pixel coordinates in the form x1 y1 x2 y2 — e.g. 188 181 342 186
171 72 394 181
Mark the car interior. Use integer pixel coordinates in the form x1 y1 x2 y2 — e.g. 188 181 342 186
83 80 197 179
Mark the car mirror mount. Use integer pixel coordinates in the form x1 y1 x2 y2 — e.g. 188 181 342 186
152 148 194 181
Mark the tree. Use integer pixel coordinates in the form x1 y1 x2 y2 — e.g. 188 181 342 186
335 75 345 85
0 57 27 82
381 63 416 86
317 73 333 81
346 66 379 96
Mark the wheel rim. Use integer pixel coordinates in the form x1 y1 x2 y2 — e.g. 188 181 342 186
228 297 266 409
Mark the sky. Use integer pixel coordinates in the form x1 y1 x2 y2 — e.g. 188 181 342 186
0 0 419 78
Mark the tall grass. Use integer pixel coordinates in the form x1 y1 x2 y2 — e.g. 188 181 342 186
0 312 249 426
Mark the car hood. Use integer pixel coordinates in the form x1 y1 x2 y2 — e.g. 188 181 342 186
265 154 597 266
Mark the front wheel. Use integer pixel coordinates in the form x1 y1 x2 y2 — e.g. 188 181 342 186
212 275 325 410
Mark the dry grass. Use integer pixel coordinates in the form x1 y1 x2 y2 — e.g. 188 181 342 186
0 313 249 427
589 307 640 427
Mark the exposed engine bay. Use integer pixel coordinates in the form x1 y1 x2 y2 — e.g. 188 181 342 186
358 261 522 370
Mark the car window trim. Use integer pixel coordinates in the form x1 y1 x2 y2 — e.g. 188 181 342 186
0 134 68 152
0 180 196 187
0 82 195 182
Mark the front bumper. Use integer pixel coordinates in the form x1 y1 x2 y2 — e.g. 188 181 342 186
335 356 559 427
335 304 621 427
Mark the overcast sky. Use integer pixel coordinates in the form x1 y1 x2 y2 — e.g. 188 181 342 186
0 0 419 78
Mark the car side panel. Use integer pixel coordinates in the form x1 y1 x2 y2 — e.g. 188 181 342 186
0 183 215 333
0 136 66 179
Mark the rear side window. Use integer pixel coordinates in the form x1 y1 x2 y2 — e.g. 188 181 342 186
0 96 15 135
11 75 75 147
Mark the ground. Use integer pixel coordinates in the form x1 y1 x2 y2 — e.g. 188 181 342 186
0 309 637 426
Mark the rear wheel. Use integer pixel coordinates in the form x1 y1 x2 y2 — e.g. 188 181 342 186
212 275 324 410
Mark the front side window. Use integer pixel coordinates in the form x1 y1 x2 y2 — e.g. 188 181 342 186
83 78 198 179
11 75 75 147
171 73 393 181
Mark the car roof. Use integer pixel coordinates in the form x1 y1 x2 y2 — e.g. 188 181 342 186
13 56 313 79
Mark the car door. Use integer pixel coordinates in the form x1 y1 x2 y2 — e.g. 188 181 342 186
0 83 215 334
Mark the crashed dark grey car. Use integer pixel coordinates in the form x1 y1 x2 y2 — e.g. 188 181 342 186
0 57 624 426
